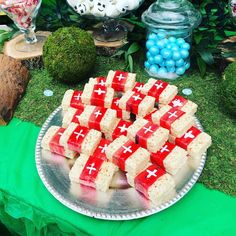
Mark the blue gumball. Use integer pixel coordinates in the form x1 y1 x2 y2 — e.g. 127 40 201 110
161 48 172 59
180 49 189 59
157 67 168 76
159 61 165 67
167 67 176 73
176 38 185 46
146 51 151 58
148 56 155 65
168 36 176 43
176 66 186 75
157 32 166 39
149 46 159 55
148 33 157 41
154 54 163 64
171 44 179 51
185 62 190 70
166 44 172 50
156 39 167 49
149 64 159 75
165 59 175 68
175 58 185 67
172 51 181 61
144 61 151 69
182 42 190 50
146 40 155 49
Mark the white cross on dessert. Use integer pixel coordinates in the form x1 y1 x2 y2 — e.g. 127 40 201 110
98 79 106 86
143 125 154 134
58 132 63 136
94 88 106 96
75 115 80 121
132 94 142 101
146 169 157 178
122 145 133 154
118 124 128 133
74 129 85 139
114 99 119 106
86 163 97 175
98 144 108 153
154 82 163 90
167 111 178 119
116 73 126 81
74 93 81 100
135 84 143 92
160 144 170 153
94 110 102 118
172 99 183 107
184 130 195 139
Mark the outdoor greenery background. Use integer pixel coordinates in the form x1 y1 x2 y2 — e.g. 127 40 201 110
0 0 236 196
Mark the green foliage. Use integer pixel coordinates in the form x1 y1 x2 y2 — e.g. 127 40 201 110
221 62 236 115
0 26 17 52
43 26 96 83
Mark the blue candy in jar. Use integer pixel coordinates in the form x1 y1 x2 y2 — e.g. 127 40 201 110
154 55 163 64
148 33 157 41
165 59 175 68
167 67 176 73
182 42 191 50
176 66 186 75
172 51 182 61
157 32 166 39
185 62 190 70
156 39 167 49
150 64 159 74
168 36 176 43
148 56 155 64
175 58 185 67
146 51 151 58
176 38 185 46
144 61 151 69
158 67 168 75
180 49 189 59
161 48 172 59
146 40 155 49
149 46 159 55
171 44 180 51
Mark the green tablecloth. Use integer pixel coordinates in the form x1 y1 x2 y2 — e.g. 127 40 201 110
0 118 236 236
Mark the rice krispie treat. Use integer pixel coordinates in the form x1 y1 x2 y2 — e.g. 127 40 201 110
150 141 188 176
150 105 194 137
88 77 107 87
69 154 118 192
61 90 84 112
106 70 136 92
169 126 212 164
104 119 132 141
119 91 155 117
132 82 145 93
81 83 114 108
92 138 111 161
127 118 169 153
159 95 198 115
41 126 78 159
78 105 117 134
126 164 175 205
141 78 178 104
60 123 102 155
106 135 150 176
62 107 85 128
111 98 131 121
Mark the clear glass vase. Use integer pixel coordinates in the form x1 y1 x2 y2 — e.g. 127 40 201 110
0 0 47 52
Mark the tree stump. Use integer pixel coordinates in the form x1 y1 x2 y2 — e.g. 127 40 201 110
0 54 29 125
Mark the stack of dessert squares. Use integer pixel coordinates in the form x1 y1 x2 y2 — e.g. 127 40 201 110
41 70 212 206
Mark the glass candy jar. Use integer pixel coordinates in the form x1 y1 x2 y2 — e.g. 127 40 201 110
142 0 202 79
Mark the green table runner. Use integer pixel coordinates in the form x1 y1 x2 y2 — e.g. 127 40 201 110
0 118 236 236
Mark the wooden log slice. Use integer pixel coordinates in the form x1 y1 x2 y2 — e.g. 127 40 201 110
0 54 29 125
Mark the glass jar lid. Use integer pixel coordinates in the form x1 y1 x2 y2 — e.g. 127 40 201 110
142 0 202 32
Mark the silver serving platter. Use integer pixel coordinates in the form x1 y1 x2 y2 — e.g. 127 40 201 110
35 106 206 220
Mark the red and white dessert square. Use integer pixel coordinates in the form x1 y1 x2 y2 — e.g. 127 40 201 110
92 138 111 161
79 105 117 134
62 107 85 128
106 135 150 176
60 123 102 156
126 163 175 205
111 98 131 121
141 78 177 105
127 118 169 153
88 77 107 87
119 91 155 117
69 154 118 192
41 126 78 159
104 119 132 141
61 90 84 112
132 82 145 93
106 70 136 92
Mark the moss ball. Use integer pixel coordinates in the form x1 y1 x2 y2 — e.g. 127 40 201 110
43 27 96 83
222 62 236 116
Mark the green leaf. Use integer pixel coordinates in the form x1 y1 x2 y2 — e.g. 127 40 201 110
128 55 134 72
111 50 125 58
197 57 207 78
127 42 140 55
198 50 215 65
